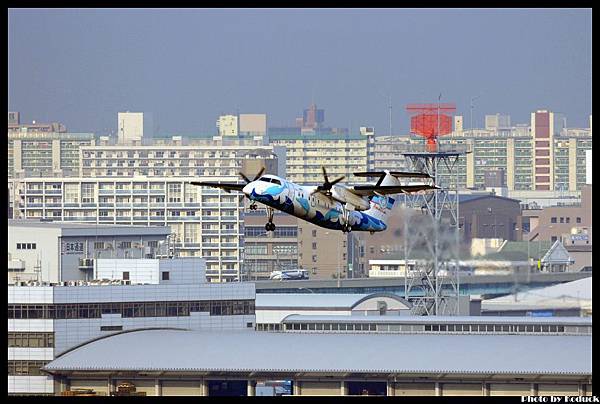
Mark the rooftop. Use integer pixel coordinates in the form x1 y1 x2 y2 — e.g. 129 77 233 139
256 293 410 309
44 328 591 376
9 219 171 236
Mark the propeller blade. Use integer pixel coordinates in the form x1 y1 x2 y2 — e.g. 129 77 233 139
321 166 329 184
239 172 251 184
329 176 345 186
252 167 266 181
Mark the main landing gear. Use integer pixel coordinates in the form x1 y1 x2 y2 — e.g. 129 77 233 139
249 202 258 211
265 207 276 232
341 205 352 234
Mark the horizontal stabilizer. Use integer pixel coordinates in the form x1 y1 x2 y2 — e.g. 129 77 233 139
353 171 431 179
352 184 439 195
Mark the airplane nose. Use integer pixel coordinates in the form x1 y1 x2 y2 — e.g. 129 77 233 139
242 183 254 196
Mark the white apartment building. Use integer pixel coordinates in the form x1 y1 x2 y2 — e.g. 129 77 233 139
117 112 144 144
78 143 280 178
8 132 96 178
11 177 244 282
216 115 238 137
8 259 255 395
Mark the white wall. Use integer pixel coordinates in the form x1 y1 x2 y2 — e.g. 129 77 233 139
586 149 592 184
95 258 159 284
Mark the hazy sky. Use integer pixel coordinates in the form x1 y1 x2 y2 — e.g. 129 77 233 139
8 8 592 135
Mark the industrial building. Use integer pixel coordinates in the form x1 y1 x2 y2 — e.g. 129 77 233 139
8 220 171 284
255 293 412 330
42 328 592 396
481 277 592 317
7 260 255 396
274 315 591 336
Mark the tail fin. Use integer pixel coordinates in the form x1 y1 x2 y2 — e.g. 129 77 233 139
363 171 400 225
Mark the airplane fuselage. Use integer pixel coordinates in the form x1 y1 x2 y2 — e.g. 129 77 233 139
242 175 389 232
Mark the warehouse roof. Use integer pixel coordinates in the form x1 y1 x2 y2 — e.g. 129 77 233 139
44 329 591 376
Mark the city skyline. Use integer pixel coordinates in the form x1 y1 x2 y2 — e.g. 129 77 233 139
8 8 592 135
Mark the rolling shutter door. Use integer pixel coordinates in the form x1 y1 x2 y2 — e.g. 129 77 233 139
299 381 340 396
489 383 531 396
394 383 436 396
69 379 109 395
442 383 483 396
538 384 579 396
161 381 203 396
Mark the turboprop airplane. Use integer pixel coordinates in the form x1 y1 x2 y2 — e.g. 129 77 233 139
190 167 437 234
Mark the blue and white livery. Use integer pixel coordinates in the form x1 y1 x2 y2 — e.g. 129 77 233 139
191 168 436 234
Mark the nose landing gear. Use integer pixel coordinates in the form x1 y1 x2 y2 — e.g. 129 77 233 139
249 202 258 211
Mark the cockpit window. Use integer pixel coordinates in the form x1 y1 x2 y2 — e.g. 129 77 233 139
258 177 271 183
270 179 281 185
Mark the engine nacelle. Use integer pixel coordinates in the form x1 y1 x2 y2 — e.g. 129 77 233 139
331 186 370 211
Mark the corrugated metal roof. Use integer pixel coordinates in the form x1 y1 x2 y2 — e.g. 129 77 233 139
44 329 591 375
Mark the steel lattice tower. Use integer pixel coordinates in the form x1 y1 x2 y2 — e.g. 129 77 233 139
402 102 465 315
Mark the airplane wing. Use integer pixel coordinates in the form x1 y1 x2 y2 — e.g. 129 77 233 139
189 181 245 193
349 184 439 196
353 171 432 179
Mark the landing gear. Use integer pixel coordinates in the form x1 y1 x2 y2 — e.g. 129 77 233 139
341 205 352 233
265 207 275 232
249 202 258 211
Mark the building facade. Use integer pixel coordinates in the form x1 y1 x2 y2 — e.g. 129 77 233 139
8 278 255 395
8 220 171 284
11 177 244 282
8 132 96 179
117 112 144 144
269 131 372 185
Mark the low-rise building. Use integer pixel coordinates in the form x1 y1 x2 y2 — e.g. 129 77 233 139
41 328 592 396
8 267 255 396
8 220 171 284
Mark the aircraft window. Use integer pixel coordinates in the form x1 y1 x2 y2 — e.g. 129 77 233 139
271 179 281 185
258 177 271 183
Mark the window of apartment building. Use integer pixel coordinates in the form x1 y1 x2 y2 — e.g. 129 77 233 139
122 272 130 280
120 241 132 249
161 272 170 281
245 245 268 255
94 241 104 249
566 217 570 223
312 229 317 237
551 217 557 223
168 183 182 202
312 242 317 250
312 255 317 263
560 217 564 223
8 332 54 348
577 217 582 223
64 183 79 203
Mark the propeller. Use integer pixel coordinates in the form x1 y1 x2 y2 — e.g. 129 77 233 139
239 166 265 184
311 166 345 196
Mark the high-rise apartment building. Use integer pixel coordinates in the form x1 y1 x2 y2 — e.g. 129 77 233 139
372 110 591 193
485 114 511 130
8 132 96 179
117 112 144 144
11 177 245 282
269 131 373 185
216 115 239 137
